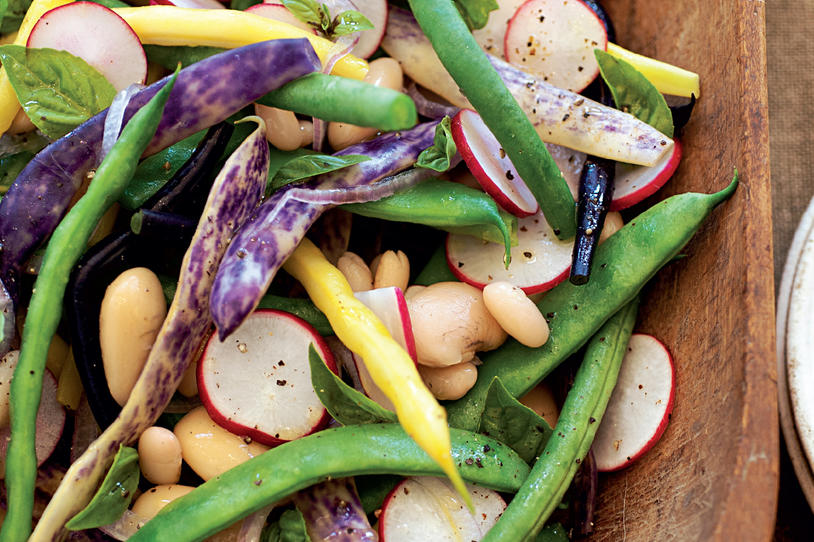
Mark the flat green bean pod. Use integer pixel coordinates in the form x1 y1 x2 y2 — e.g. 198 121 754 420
483 299 639 541
446 177 737 430
128 424 531 542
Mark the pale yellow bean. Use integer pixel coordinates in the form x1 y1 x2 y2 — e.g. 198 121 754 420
328 57 403 150
177 359 199 398
418 361 477 401
7 108 35 135
407 282 507 367
482 281 549 348
138 426 183 485
519 382 559 428
403 285 426 301
599 211 624 244
298 120 314 148
0 350 18 429
174 406 269 481
99 267 167 405
373 250 410 291
131 484 195 520
336 251 373 292
254 104 301 151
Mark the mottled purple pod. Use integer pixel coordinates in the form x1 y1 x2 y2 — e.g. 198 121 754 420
293 478 378 542
210 120 440 340
32 118 270 540
0 38 319 306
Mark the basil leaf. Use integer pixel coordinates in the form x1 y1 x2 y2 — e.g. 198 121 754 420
65 445 140 530
0 0 31 35
89 0 129 9
595 49 674 138
281 0 323 26
0 45 116 139
319 2 332 32
416 116 457 172
144 44 225 70
453 0 499 31
478 377 553 464
331 10 374 38
0 151 33 193
270 153 370 191
263 508 309 542
536 522 570 542
230 0 260 10
309 345 397 426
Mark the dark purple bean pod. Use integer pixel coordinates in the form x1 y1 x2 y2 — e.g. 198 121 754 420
34 119 270 539
66 122 241 429
130 210 198 247
0 39 319 308
669 94 696 135
210 120 440 339
293 478 378 542
570 448 598 538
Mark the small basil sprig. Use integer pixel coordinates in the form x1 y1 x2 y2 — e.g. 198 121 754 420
415 116 457 172
308 345 397 425
270 153 371 192
65 445 140 530
0 0 31 34
453 0 499 31
281 0 373 40
0 45 116 139
595 49 674 138
263 508 309 542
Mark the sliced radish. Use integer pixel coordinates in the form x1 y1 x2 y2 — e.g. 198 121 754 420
593 333 675 472
608 139 682 211
150 0 225 8
504 0 608 92
0 366 66 478
451 109 539 218
27 2 147 91
446 211 573 294
347 0 388 59
197 309 336 447
245 3 317 33
471 0 525 57
546 143 586 200
379 476 506 542
352 287 416 411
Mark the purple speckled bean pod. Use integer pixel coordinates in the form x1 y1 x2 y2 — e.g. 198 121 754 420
0 38 319 308
293 478 378 542
30 118 270 542
210 120 440 339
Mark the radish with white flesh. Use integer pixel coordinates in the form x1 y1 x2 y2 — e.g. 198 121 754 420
555 140 682 210
471 0 524 57
451 108 539 218
347 0 388 59
351 287 417 411
27 1 147 91
447 211 573 294
245 3 316 33
0 365 65 478
150 0 225 9
379 476 506 542
381 7 671 167
592 333 675 472
504 0 608 92
197 309 336 447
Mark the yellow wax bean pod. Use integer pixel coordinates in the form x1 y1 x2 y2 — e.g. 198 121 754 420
606 42 700 98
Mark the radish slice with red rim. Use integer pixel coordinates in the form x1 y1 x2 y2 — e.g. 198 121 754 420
378 476 506 542
245 3 318 33
446 211 573 294
27 1 147 91
197 309 336 447
592 333 675 472
347 0 388 59
504 0 608 92
352 287 416 411
451 108 539 218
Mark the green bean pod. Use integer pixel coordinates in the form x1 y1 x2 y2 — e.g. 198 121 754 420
344 178 517 251
406 0 576 239
0 73 179 542
483 299 639 541
128 424 531 542
446 177 737 430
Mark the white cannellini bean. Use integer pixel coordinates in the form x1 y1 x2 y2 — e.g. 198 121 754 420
373 250 410 291
407 282 507 367
599 211 624 244
298 119 314 148
328 57 404 150
131 484 195 521
418 361 478 401
99 267 167 406
403 285 426 301
138 426 183 485
254 104 301 151
482 281 550 348
174 406 269 481
337 251 374 292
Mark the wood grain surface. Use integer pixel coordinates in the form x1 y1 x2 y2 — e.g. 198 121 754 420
591 1 778 540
